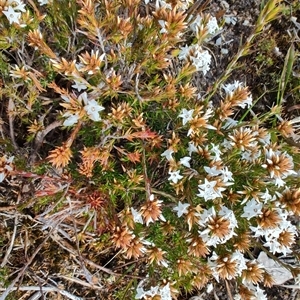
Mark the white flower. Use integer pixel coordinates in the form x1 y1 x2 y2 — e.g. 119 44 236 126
254 286 267 300
159 283 172 300
179 44 212 75
72 80 87 91
197 179 217 201
131 207 143 224
206 16 219 34
197 178 225 201
189 14 202 33
84 98 105 121
274 177 286 187
210 251 246 280
173 201 190 217
259 189 275 203
189 15 219 36
179 156 191 168
206 283 213 294
222 117 238 129
155 0 172 10
63 112 80 126
241 149 261 162
241 198 263 220
191 49 212 75
258 132 271 145
0 173 5 183
188 142 198 156
263 238 291 256
161 149 174 161
204 166 221 176
14 1 26 12
210 143 222 161
178 108 194 125
187 107 215 136
61 94 71 102
77 91 89 104
250 225 280 241
136 282 171 300
135 286 146 299
158 20 167 33
222 81 253 108
178 44 190 60
231 251 247 276
219 206 238 229
168 170 183 184
262 149 297 179
3 6 21 24
222 81 242 95
37 0 49 5
263 219 297 255
222 138 233 149
199 206 237 246
239 94 253 109
145 285 159 297
220 167 234 182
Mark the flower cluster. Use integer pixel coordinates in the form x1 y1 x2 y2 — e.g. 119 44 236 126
179 44 212 74
61 91 105 126
189 14 220 37
136 282 172 300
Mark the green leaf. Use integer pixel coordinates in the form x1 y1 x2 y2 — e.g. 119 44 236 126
277 43 295 105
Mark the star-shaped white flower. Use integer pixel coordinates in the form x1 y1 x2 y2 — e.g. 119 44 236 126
210 143 222 161
178 108 194 125
191 49 212 75
15 1 26 12
220 167 234 182
135 286 146 299
3 6 21 24
84 99 105 121
222 117 238 129
145 286 159 297
204 166 221 176
159 283 172 299
222 81 242 95
173 201 190 217
130 207 143 224
161 149 174 161
179 156 191 168
206 16 219 34
239 95 253 109
187 142 198 156
178 44 190 60
198 178 216 191
259 189 274 203
72 80 87 92
168 170 183 184
241 198 262 220
63 112 80 126
197 178 224 201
